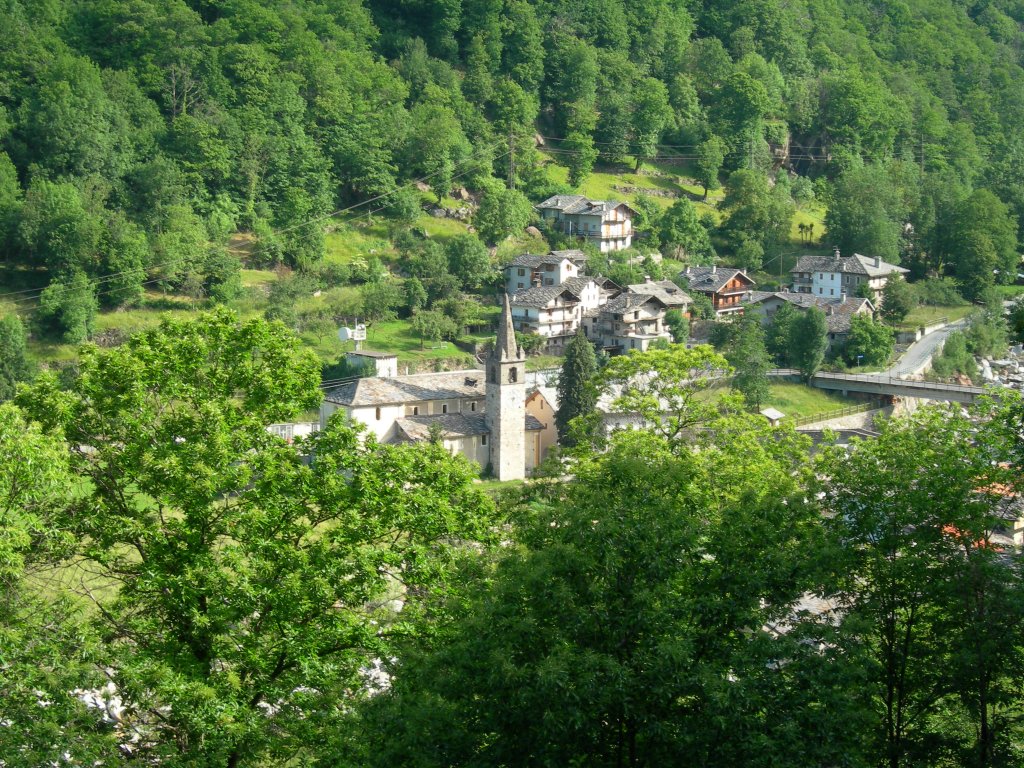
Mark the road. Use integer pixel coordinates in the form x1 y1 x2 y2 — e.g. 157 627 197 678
884 319 967 377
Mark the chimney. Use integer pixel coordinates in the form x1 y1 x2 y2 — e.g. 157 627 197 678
833 246 841 258
840 291 847 303
644 275 652 283
685 266 691 275
711 265 718 275
874 255 880 267
826 305 834 316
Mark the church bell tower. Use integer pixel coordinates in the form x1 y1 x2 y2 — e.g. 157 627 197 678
486 293 526 480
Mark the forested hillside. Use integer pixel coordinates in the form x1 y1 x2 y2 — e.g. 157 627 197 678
2 0 1023 329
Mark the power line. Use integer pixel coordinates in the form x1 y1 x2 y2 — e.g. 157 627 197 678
1 138 510 308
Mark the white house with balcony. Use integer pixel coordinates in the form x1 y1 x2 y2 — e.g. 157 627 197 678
790 250 908 300
536 195 636 252
583 292 672 354
510 276 620 352
504 253 581 293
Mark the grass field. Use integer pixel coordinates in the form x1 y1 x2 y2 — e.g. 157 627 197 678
763 382 854 418
900 304 974 329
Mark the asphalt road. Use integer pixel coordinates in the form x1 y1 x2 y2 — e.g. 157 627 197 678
884 319 968 377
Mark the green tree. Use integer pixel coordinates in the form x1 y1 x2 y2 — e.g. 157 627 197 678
564 129 599 187
555 331 598 446
943 190 1018 297
931 331 978 380
630 77 672 170
15 311 496 766
361 416 824 767
727 316 771 409
445 234 492 290
600 344 731 445
474 187 532 245
0 403 122 766
664 308 688 343
404 276 428 316
843 314 894 367
825 164 906 264
0 314 31 401
879 275 914 326
36 272 97 343
788 307 827 380
765 301 797 366
720 169 794 264
819 405 1023 768
659 198 712 259
695 135 727 200
412 309 459 348
16 179 102 277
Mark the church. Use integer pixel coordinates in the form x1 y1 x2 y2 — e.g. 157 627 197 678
320 295 556 480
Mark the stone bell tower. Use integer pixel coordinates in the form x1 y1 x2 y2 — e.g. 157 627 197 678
486 293 526 480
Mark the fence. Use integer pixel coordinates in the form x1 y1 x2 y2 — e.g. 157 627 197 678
788 400 884 428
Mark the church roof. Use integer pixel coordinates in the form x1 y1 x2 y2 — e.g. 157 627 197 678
323 370 485 407
493 293 524 362
390 413 543 442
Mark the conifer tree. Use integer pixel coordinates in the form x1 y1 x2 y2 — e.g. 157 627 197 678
556 331 598 446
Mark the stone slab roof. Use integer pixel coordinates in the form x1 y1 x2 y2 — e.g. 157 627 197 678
746 291 874 333
511 284 578 307
390 413 543 442
507 253 561 269
323 370 485 407
678 266 754 293
627 280 692 307
550 249 588 263
601 292 666 315
347 350 397 359
790 253 909 278
536 194 636 216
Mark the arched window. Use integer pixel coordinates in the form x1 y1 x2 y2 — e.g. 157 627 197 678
509 366 518 383
375 407 381 420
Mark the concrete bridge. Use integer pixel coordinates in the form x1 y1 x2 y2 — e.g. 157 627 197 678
769 369 986 404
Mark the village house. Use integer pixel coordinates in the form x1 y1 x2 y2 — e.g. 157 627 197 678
677 265 755 315
320 296 553 480
583 292 673 353
626 278 692 314
790 250 908 300
745 290 875 350
510 276 621 351
503 253 582 293
535 194 636 252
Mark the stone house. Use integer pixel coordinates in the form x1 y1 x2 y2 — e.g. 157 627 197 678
504 253 581 293
790 251 908 300
510 276 621 351
583 292 673 354
535 194 636 252
745 290 876 350
678 266 755 315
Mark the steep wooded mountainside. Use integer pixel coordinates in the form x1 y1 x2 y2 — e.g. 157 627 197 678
0 0 1022 329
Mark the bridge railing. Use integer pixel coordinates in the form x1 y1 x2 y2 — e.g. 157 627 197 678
788 400 885 428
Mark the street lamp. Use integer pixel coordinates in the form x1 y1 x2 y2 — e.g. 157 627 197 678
857 354 864 368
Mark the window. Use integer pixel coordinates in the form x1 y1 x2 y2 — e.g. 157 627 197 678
481 434 488 446
509 367 518 383
470 401 476 412
442 404 448 414
412 406 419 416
375 407 381 420
517 268 525 276
818 287 823 294
830 289 834 296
